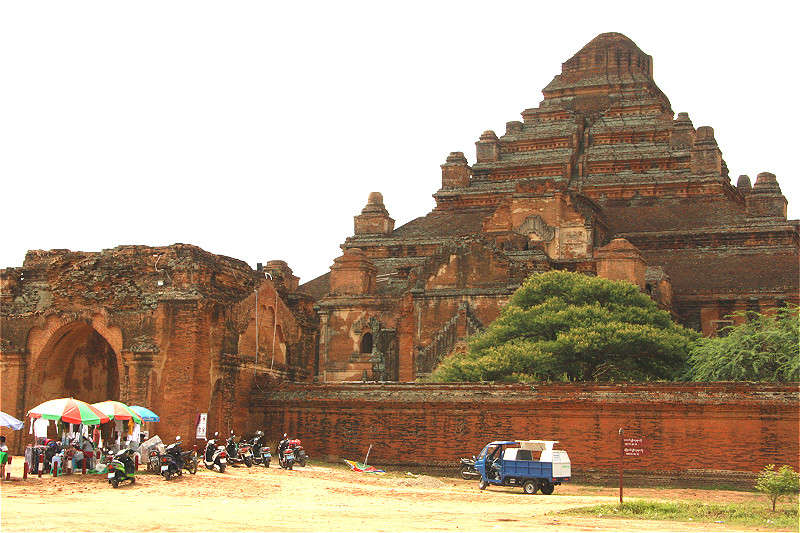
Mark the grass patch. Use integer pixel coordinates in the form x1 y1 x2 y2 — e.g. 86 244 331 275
558 499 798 530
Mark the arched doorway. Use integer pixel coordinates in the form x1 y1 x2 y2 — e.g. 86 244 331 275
30 322 120 409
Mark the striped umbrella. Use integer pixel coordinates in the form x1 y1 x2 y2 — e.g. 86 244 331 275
129 405 159 422
0 410 24 430
91 401 143 425
27 398 110 425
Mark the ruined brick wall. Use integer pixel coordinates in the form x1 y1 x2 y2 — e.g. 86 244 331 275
0 244 318 453
253 382 799 480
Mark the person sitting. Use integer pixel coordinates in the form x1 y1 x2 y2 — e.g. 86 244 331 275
70 440 85 472
82 438 95 470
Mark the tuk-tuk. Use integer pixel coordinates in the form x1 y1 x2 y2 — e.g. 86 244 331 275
474 440 570 494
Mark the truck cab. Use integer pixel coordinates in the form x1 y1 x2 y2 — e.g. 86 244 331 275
474 440 571 494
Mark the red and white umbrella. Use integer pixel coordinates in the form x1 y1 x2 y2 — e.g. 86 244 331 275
27 397 110 425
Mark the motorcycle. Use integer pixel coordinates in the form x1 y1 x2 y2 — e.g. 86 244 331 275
181 449 198 474
278 447 295 470
161 442 184 480
226 436 254 468
459 456 479 479
287 439 308 467
203 439 228 473
108 448 136 488
251 438 271 468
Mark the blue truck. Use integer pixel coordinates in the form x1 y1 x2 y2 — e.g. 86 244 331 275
474 440 571 494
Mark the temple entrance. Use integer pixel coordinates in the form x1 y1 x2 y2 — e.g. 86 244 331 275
30 322 120 409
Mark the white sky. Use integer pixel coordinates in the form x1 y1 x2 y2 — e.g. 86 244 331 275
1 1 797 284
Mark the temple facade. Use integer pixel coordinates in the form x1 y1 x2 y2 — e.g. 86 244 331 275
304 33 799 382
2 32 798 434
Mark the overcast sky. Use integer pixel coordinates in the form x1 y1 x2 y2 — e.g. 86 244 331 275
1 1 797 284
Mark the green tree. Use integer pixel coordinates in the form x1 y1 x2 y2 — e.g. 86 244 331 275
684 306 799 382
428 271 698 382
755 464 800 511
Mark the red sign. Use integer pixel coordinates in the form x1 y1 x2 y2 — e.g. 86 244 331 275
623 437 647 456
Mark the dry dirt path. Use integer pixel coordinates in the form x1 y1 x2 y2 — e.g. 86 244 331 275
0 457 787 532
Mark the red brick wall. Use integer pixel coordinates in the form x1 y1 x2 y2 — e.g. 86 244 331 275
253 382 799 479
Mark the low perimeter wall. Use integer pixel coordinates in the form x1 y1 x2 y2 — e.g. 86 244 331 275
252 382 799 483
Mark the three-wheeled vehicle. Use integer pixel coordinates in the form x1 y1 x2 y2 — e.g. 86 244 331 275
475 440 570 494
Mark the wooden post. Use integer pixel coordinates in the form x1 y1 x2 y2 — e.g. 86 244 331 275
23 461 29 480
619 427 624 505
82 457 87 475
134 454 139 471
38 453 43 478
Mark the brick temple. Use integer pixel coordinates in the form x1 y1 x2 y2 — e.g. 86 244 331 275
1 33 797 453
303 32 798 381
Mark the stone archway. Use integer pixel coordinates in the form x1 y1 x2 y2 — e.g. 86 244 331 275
28 321 121 410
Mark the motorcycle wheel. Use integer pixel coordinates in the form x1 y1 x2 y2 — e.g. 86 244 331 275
461 466 473 480
164 471 171 481
479 480 488 491
288 462 293 470
190 461 197 474
299 458 307 467
218 463 226 473
130 477 136 485
111 478 119 489
244 457 253 468
263 460 270 468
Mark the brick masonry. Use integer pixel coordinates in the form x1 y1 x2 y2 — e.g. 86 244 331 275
253 382 799 480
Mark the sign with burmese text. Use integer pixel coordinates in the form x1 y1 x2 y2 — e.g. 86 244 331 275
623 437 648 457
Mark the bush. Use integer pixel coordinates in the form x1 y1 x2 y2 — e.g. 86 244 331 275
685 306 799 382
755 464 800 511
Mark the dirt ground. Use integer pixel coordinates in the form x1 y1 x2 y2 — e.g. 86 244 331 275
0 456 792 532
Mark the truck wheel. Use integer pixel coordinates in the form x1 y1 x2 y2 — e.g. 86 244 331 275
540 481 554 495
523 480 538 494
479 480 488 491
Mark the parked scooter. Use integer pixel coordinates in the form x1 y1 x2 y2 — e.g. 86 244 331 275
161 437 184 480
278 447 295 470
250 431 271 468
108 448 136 488
226 432 254 468
287 439 308 467
181 449 198 474
203 433 228 473
459 455 479 479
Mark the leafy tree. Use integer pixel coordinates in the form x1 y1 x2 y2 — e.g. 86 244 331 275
755 464 800 511
428 271 698 382
684 306 799 382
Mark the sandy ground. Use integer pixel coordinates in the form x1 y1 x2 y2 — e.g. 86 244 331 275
0 456 793 532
